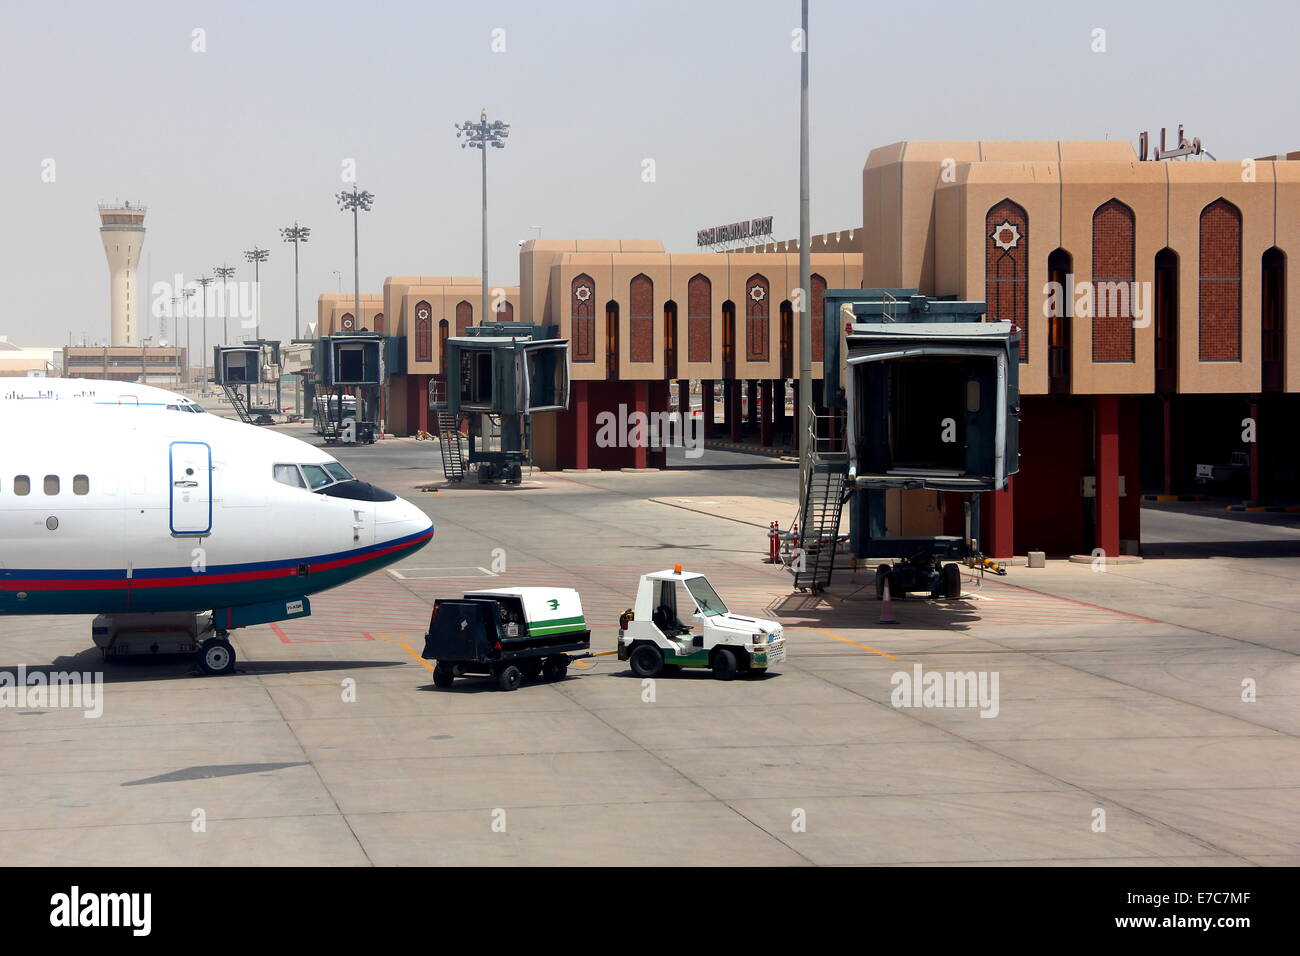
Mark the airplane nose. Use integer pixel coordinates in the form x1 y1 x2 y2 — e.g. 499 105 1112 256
376 493 434 544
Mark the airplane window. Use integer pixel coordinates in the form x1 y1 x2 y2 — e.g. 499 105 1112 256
45 475 60 495
14 475 30 496
273 464 306 488
73 475 89 495
301 464 332 489
324 462 354 482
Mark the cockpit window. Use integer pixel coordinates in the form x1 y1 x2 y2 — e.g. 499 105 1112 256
301 464 333 490
324 462 353 483
273 464 306 488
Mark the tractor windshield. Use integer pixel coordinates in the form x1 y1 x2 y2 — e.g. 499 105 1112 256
685 577 728 617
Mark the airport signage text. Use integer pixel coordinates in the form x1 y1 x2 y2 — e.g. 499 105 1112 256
697 216 774 248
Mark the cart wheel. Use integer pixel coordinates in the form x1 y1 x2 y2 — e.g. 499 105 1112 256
519 659 543 680
875 565 892 600
628 644 664 678
542 657 569 682
432 663 455 688
710 648 737 681
197 636 236 676
942 563 963 600
497 665 522 691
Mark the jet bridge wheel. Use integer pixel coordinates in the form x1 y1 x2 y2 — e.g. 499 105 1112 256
197 635 236 676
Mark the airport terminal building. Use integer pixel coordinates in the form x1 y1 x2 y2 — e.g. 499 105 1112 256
317 139 1300 558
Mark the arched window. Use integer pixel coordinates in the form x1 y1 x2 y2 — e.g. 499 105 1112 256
373 312 384 334
745 274 770 362
1199 199 1242 361
572 274 595 362
499 301 515 321
985 199 1029 361
1091 199 1136 362
811 273 826 362
340 312 355 333
455 300 473 335
629 274 654 362
687 274 712 363
414 301 432 362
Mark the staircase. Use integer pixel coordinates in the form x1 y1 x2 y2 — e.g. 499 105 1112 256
790 455 849 592
435 411 467 482
222 384 254 424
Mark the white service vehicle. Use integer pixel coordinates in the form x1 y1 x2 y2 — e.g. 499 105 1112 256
618 565 785 680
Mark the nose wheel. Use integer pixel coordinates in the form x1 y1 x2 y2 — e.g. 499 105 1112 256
197 634 237 676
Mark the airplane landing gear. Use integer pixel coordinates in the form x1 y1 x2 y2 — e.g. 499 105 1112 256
198 633 237 676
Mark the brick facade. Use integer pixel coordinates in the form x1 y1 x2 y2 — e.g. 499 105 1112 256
687 273 712 363
629 274 654 362
571 274 595 361
985 200 1029 361
745 273 770 361
1091 199 1136 362
1198 199 1242 362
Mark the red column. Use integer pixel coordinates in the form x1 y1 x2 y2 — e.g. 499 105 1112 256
416 375 429 434
729 379 742 442
1095 395 1121 559
1249 400 1261 504
1162 397 1173 496
702 380 715 439
633 381 649 468
677 378 689 446
759 380 773 446
987 475 1016 559
574 380 589 470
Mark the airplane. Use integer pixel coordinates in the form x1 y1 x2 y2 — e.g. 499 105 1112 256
0 400 433 674
0 377 206 413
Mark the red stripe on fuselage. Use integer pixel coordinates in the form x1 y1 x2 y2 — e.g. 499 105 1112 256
1 529 433 592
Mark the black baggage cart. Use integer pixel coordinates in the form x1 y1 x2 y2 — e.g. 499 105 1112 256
422 595 592 691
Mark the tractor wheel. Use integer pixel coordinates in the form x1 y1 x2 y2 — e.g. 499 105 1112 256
628 644 664 678
710 648 738 681
942 563 963 600
432 663 455 688
518 659 543 680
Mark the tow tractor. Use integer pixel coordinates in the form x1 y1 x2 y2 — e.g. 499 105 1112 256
422 587 592 691
618 565 785 680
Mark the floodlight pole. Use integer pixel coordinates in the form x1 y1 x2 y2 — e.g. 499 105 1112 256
798 0 813 504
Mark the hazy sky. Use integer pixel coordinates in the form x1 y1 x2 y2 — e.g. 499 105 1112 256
2 0 1296 346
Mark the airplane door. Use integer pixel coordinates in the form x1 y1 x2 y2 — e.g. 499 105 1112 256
169 441 212 535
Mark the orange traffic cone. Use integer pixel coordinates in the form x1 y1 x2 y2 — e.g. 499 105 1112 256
879 577 897 625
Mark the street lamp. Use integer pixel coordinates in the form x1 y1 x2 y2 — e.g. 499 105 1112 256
280 223 311 340
797 0 813 505
214 265 236 347
243 246 270 341
456 109 510 323
181 287 196 386
336 186 374 336
196 275 214 388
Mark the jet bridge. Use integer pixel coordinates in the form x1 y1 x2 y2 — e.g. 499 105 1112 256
794 290 1020 594
434 323 570 484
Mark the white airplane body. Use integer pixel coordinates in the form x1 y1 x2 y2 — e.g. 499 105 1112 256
0 401 432 669
1 377 206 413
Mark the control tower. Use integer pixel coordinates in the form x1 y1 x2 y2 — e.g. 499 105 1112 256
98 201 147 346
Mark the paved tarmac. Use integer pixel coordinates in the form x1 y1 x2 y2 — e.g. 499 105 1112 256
2 422 1297 866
